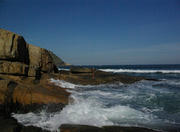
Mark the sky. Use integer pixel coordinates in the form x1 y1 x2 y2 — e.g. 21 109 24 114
0 0 180 65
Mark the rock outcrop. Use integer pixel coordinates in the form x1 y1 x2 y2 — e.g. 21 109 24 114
0 29 58 78
0 29 69 115
27 44 58 77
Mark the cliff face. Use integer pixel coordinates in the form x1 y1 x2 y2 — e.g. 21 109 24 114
0 29 60 77
0 29 69 114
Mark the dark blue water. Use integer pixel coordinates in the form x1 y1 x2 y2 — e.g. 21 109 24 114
13 65 180 132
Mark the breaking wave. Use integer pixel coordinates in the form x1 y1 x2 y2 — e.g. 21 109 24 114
99 69 180 73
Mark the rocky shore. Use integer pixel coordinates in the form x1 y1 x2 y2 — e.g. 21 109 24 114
0 29 162 132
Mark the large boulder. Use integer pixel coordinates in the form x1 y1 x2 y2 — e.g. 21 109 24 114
0 29 29 64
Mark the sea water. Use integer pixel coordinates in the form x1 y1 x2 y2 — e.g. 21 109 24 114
12 65 180 132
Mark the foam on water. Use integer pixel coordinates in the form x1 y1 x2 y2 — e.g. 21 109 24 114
12 79 180 131
58 68 70 71
99 69 180 73
50 78 77 89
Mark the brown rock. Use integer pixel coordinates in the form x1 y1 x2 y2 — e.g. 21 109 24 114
70 67 93 73
0 74 70 106
28 66 41 78
28 44 57 75
28 44 41 68
41 48 55 73
0 29 59 77
59 70 145 85
0 61 29 76
0 29 29 64
0 79 11 103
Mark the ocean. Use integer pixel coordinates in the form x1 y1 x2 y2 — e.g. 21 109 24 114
12 65 180 132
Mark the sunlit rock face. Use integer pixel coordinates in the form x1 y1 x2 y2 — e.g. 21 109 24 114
0 28 58 77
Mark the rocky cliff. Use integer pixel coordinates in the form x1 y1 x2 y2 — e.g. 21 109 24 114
0 29 69 115
0 28 69 78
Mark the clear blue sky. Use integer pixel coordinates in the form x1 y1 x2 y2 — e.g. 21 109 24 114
0 0 180 65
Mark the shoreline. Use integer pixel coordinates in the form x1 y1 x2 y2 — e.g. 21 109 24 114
0 70 162 132
0 29 179 132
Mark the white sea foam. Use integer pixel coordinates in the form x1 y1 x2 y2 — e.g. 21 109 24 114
12 95 158 131
58 68 70 71
50 78 77 89
99 69 180 73
50 78 123 89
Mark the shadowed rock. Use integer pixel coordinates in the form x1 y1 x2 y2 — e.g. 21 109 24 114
0 116 50 132
59 124 159 132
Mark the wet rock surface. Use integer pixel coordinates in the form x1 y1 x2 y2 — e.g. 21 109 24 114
59 70 146 85
59 124 159 132
0 116 50 132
